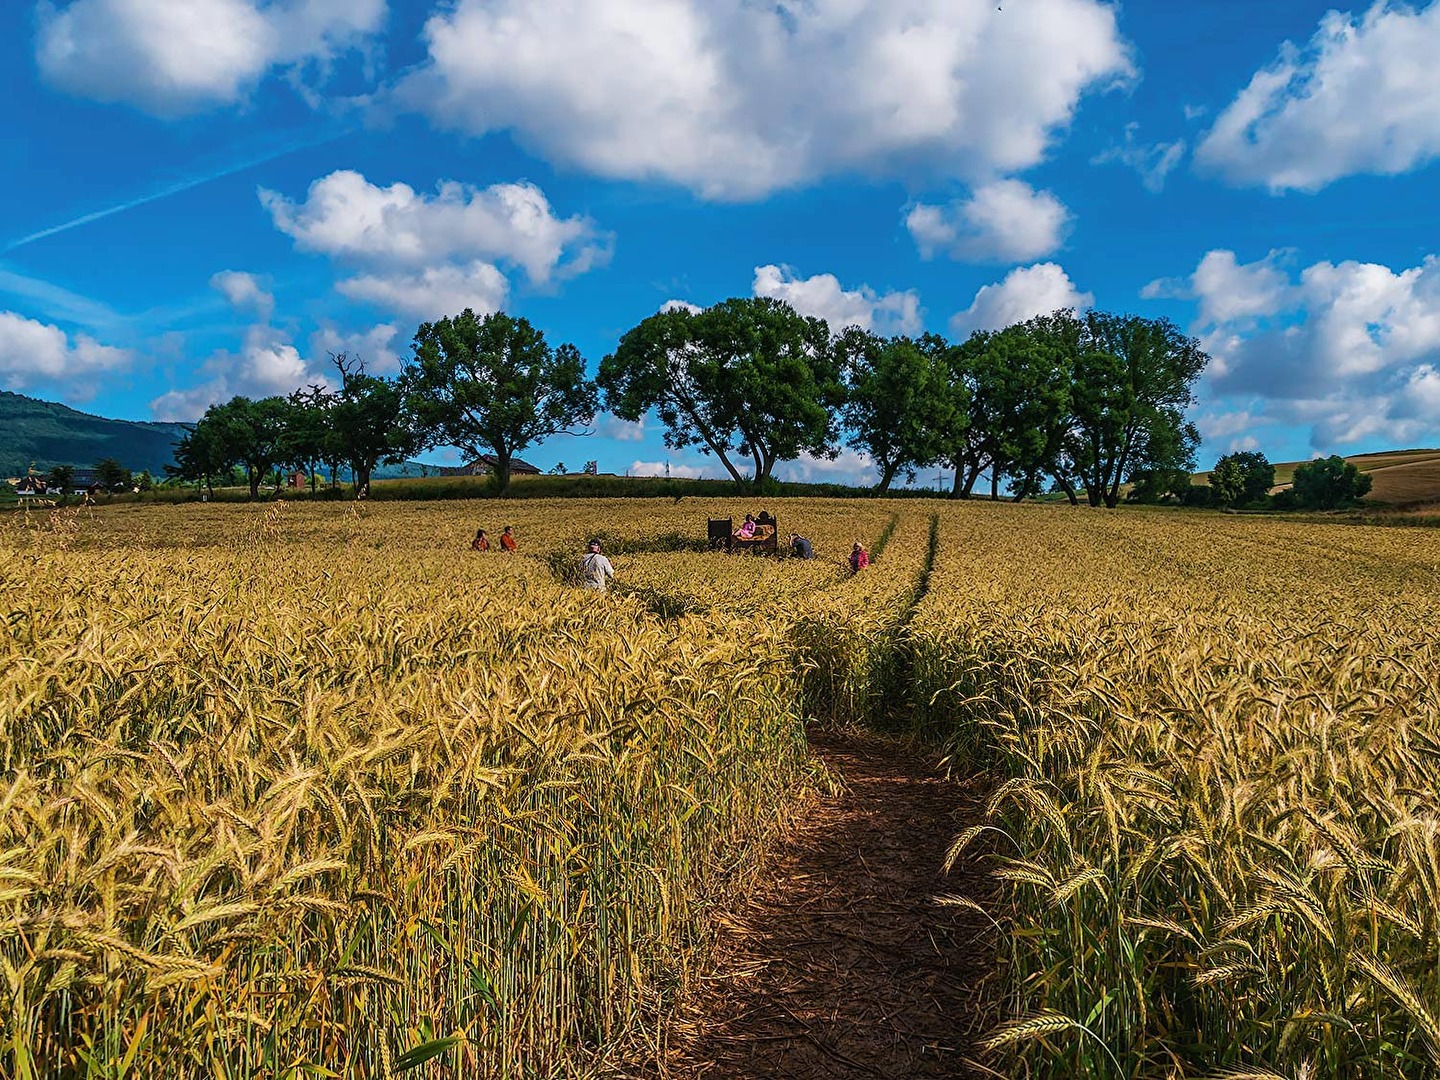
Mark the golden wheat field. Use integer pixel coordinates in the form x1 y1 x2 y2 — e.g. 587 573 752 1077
3 497 1439 1079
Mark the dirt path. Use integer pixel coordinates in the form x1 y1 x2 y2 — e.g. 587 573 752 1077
656 726 992 1079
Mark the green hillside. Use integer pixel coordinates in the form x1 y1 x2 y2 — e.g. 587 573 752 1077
0 392 190 477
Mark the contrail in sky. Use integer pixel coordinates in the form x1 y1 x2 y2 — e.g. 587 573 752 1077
3 129 347 253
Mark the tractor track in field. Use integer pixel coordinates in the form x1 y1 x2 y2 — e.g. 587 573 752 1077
651 725 994 1080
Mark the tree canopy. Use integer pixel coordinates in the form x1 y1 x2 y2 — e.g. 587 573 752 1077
1066 313 1206 508
1291 455 1372 509
405 310 596 492
838 329 952 493
599 297 843 491
1210 451 1275 508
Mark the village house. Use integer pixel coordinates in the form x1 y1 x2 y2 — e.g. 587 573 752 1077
436 454 542 478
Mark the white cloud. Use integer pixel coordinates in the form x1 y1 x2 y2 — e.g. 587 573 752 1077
261 170 607 319
628 459 712 479
150 323 332 420
1176 249 1440 450
336 261 510 322
1196 2 1440 191
752 264 921 335
403 0 1133 199
36 0 386 115
1192 249 1294 327
0 310 132 390
659 299 703 314
309 323 402 374
600 415 646 442
210 270 274 321
1091 123 1186 193
773 448 878 487
261 170 608 285
1197 409 1261 442
906 180 1071 262
949 263 1092 336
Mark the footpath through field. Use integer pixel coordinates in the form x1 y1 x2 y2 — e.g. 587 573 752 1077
654 726 991 1080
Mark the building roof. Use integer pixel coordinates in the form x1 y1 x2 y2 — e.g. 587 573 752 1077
471 454 542 474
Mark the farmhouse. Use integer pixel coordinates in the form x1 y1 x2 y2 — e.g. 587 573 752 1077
436 454 542 478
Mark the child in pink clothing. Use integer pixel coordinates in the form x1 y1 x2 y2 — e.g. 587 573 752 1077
848 542 870 573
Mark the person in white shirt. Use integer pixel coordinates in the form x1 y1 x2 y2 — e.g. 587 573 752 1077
582 540 615 591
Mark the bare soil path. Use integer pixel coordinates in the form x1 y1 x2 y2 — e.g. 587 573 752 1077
656 726 992 1080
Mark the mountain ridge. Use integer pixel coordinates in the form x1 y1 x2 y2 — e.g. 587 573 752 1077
0 391 191 477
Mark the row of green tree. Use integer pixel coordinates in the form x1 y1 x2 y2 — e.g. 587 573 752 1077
171 301 1214 504
605 301 1209 505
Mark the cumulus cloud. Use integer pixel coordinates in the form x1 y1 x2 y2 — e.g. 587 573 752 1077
1174 248 1440 449
600 415 646 442
660 299 703 314
336 262 510 322
1195 409 1273 453
949 263 1092 336
402 0 1132 199
210 270 274 320
1196 2 1440 191
628 459 712 479
752 264 921 335
1091 123 1186 192
261 171 609 285
260 170 607 319
773 448 879 487
309 322 402 373
36 0 386 115
906 180 1071 262
0 310 132 391
1144 249 1297 328
150 323 329 420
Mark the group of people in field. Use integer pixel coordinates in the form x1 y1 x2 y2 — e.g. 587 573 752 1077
729 509 868 574
466 516 866 594
468 523 616 590
470 524 518 552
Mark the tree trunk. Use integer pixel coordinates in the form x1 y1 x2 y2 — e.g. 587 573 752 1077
356 464 372 498
990 471 999 501
248 467 260 501
877 460 897 493
1054 473 1079 506
494 449 512 493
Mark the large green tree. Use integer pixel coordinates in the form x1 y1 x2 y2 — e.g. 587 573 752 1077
1291 455 1372 509
1210 450 1275 508
327 354 415 496
48 464 75 494
204 396 292 500
984 312 1079 502
1066 313 1208 508
167 418 233 497
405 310 596 493
933 331 998 499
599 298 843 492
93 457 132 492
838 329 952 493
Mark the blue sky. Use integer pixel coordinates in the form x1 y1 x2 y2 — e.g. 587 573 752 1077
4 0 1440 482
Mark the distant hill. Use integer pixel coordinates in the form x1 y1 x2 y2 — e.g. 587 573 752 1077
0 391 191 477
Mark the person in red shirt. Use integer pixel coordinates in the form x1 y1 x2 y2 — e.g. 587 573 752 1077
470 528 490 551
848 541 870 574
500 525 518 552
